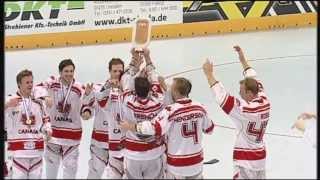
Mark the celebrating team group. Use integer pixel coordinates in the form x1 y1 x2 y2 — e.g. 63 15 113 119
4 45 270 179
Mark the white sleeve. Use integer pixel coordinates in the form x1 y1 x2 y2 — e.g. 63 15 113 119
210 82 246 128
201 106 215 134
5 96 14 133
304 119 317 149
145 63 158 83
121 67 137 92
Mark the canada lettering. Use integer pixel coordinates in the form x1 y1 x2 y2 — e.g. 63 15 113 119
55 116 72 122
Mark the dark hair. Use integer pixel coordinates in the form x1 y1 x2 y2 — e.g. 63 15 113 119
173 77 192 97
135 77 150 98
240 78 259 95
16 69 33 86
59 59 75 72
109 58 124 71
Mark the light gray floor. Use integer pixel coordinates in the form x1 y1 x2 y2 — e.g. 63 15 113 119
5 27 317 179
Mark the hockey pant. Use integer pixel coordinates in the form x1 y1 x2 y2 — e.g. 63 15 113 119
44 142 79 179
11 156 43 179
233 165 266 179
123 156 164 179
107 156 124 179
87 144 109 179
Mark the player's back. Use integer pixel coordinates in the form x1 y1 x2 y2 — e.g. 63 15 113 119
232 92 270 171
122 91 165 160
165 98 214 176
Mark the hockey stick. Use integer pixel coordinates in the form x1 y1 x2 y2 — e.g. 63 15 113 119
164 54 315 79
203 158 219 165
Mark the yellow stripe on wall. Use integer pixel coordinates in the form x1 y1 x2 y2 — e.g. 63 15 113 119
5 13 317 51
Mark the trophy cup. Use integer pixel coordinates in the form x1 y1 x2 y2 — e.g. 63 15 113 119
132 18 151 53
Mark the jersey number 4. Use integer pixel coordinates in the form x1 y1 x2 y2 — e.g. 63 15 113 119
181 121 199 144
247 121 268 143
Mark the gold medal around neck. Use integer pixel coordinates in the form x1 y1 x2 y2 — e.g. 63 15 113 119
26 118 32 125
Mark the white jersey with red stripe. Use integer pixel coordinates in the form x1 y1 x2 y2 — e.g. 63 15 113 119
83 80 124 157
36 76 87 146
82 82 109 149
5 92 51 158
120 63 167 160
139 98 214 176
210 68 270 171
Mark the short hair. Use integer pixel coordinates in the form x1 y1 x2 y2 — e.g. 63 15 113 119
16 69 33 85
240 78 259 95
109 58 124 71
173 77 192 97
135 77 150 98
59 59 75 72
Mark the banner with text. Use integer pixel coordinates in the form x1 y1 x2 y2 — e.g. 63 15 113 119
5 1 183 36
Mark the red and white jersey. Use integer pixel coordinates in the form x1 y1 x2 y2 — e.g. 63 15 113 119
82 83 109 149
36 76 88 146
83 80 124 157
118 64 166 160
108 87 125 158
139 98 214 176
5 92 51 158
210 68 270 171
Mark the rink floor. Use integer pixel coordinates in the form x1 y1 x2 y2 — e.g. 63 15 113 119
5 27 317 179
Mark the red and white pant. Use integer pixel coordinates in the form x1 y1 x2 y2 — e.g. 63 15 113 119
233 165 266 179
87 144 109 179
44 142 79 179
11 156 43 179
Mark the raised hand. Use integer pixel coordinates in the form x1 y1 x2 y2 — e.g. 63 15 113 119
110 79 121 88
44 96 53 108
5 98 19 109
158 76 167 91
84 83 94 96
202 58 213 76
298 112 317 120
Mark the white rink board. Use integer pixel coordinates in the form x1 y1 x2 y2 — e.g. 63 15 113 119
5 27 317 179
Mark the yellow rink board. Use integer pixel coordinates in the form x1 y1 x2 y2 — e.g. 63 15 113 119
5 12 317 51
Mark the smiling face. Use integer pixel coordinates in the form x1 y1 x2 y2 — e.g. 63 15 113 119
60 65 75 84
109 64 124 80
18 75 33 97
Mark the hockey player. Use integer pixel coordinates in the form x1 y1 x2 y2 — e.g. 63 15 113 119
202 45 270 179
113 48 168 179
120 77 214 179
5 69 52 179
83 53 142 179
82 58 125 179
36 59 91 179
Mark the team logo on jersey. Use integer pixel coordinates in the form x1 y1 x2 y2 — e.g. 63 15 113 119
57 101 71 114
21 114 36 125
24 141 36 150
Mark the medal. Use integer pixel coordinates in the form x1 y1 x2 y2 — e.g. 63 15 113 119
60 79 73 117
26 118 32 125
22 95 33 127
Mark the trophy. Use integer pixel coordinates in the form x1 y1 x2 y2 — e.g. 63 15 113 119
132 18 151 53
